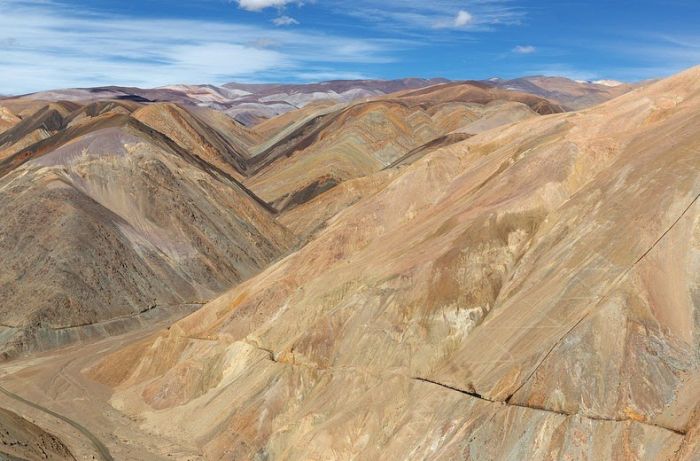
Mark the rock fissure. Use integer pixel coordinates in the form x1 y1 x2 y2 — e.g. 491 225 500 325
240 340 686 436
503 191 700 410
411 376 687 436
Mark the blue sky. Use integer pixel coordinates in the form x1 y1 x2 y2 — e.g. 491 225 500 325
0 0 698 94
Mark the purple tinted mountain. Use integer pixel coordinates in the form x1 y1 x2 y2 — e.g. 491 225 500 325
0 104 294 358
3 78 448 127
487 75 635 109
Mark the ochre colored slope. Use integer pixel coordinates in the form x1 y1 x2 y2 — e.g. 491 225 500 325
244 83 555 215
91 66 700 460
0 106 20 134
133 103 252 181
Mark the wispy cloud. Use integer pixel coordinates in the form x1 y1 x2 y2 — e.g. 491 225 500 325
578 33 700 80
273 15 299 26
513 45 535 54
294 70 371 81
237 0 297 12
0 0 396 94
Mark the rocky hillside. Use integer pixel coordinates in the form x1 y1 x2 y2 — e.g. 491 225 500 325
0 407 74 460
90 66 700 460
0 102 295 358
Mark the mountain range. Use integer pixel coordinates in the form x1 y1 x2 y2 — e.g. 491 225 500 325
4 75 631 126
0 68 697 461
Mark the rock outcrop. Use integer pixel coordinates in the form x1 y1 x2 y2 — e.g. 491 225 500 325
0 407 75 460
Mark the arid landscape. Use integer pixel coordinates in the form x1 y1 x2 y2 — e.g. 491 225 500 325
0 64 698 460
0 1 699 459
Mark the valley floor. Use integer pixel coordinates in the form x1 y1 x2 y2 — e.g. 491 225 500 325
0 307 204 460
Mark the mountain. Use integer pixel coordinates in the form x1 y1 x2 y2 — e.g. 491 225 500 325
5 78 550 359
0 101 295 358
0 68 695 460
488 75 636 109
82 67 700 460
220 78 451 124
1 76 632 131
0 79 566 359
244 81 563 221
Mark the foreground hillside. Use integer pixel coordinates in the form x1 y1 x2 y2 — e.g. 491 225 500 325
89 66 700 460
0 407 74 460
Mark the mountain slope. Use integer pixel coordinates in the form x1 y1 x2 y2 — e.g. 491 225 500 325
132 103 253 180
0 80 563 357
489 75 635 109
90 67 700 460
0 111 295 358
0 407 75 460
244 82 562 214
0 106 20 134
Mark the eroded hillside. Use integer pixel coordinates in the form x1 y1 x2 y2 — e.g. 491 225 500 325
85 67 700 459
0 105 295 358
0 80 565 358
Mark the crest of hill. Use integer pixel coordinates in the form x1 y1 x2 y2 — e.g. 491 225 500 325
489 75 636 109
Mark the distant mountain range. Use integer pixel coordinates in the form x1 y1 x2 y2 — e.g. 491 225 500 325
2 75 634 126
486 76 635 109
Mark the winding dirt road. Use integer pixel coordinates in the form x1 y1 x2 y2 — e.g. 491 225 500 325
0 304 204 460
0 383 113 460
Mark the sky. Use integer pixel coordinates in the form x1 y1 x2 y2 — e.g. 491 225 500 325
0 0 699 94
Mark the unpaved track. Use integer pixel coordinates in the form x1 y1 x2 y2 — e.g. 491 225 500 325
0 304 204 460
0 384 113 460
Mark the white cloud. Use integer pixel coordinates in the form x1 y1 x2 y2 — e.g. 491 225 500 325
237 0 291 12
0 0 396 94
453 10 473 27
273 15 299 26
513 45 536 54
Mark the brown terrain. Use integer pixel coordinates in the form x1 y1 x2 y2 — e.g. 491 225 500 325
0 407 74 460
0 68 698 460
489 75 637 109
0 101 295 358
